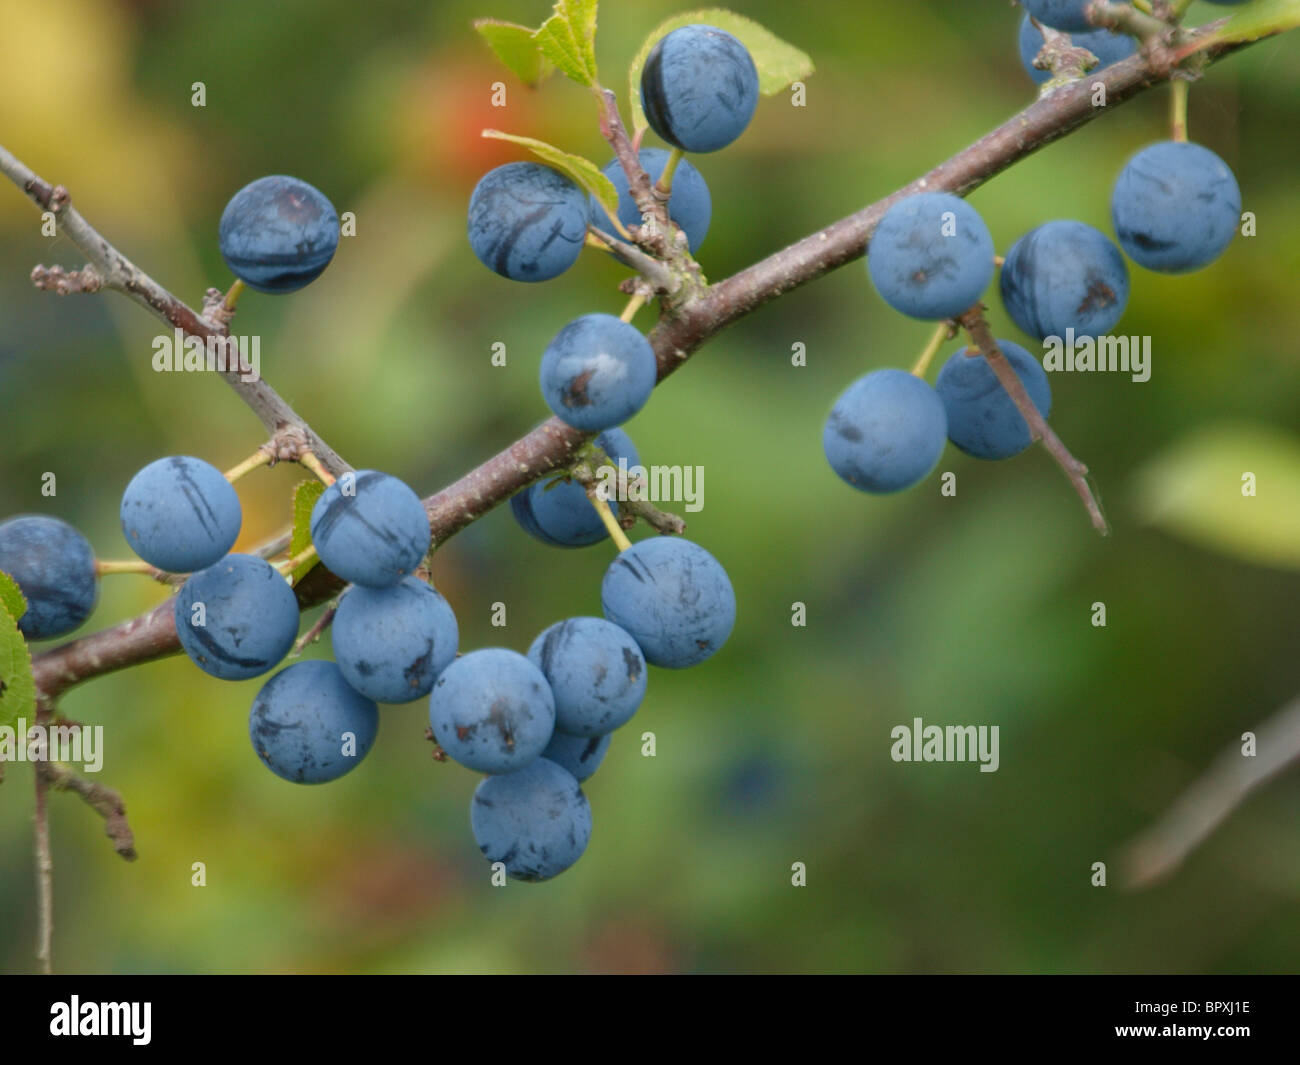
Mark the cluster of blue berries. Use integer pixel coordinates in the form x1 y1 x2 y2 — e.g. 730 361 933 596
463 26 758 436
465 22 755 285
116 454 448 793
824 5 1243 497
0 168 344 634
428 532 735 882
441 29 756 877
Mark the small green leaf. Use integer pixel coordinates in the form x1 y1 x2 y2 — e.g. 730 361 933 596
1196 0 1300 45
290 480 326 582
1131 422 1300 570
0 571 27 629
482 130 620 218
628 9 814 135
532 0 600 87
0 594 36 733
474 19 554 87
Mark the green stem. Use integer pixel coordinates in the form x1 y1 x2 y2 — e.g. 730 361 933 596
586 489 632 552
1171 78 1189 142
95 559 161 577
224 449 271 483
298 450 336 486
911 322 951 379
620 293 648 324
222 278 245 311
653 147 685 198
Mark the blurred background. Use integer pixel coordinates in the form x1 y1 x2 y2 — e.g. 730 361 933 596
1 0 1298 974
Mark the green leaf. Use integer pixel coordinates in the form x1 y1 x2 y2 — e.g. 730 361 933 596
628 8 814 135
1197 0 1300 44
290 480 325 583
531 0 600 87
0 571 27 629
482 129 620 218
474 19 554 88
0 592 36 733
1131 422 1300 570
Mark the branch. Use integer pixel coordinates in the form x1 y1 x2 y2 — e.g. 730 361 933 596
959 307 1109 534
35 758 138 862
19 17 1281 698
0 145 351 478
32 703 54 974
570 448 688 536
597 87 668 233
1121 697 1300 890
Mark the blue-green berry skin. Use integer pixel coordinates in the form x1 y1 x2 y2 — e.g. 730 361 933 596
120 456 242 573
471 758 592 882
429 649 556 774
332 577 459 703
309 471 430 589
601 538 736 669
467 162 587 283
1111 141 1242 273
1017 15 1136 84
218 176 339 294
1000 220 1130 340
590 150 712 254
249 660 379 784
527 617 647 737
539 314 657 432
542 732 611 783
174 554 299 680
510 429 641 549
935 341 1053 461
867 193 995 320
641 25 759 154
823 369 948 493
0 516 98 640
1022 0 1093 31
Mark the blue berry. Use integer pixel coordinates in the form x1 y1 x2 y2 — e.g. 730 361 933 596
120 456 242 573
641 25 759 153
867 193 995 320
601 537 735 669
219 176 339 294
1021 0 1093 32
470 758 592 882
310 471 430 588
1017 15 1136 85
332 576 458 703
174 554 300 680
249 660 379 784
823 369 948 493
935 341 1052 461
542 732 611 783
1111 141 1242 273
1000 220 1129 340
589 149 712 254
510 429 641 549
467 162 587 282
429 648 555 774
528 617 647 737
539 314 657 432
0 515 97 640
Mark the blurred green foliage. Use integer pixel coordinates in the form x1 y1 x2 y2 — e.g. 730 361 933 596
1 0 1298 974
